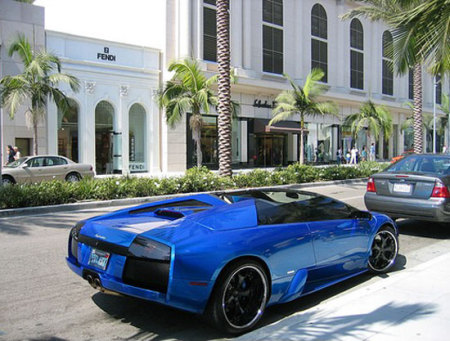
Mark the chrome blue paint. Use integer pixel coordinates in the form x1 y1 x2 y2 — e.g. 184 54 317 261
67 192 398 316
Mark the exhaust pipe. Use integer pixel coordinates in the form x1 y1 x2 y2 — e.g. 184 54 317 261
85 273 121 296
87 275 95 288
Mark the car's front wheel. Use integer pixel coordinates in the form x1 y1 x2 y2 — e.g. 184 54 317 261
207 260 269 335
368 226 398 273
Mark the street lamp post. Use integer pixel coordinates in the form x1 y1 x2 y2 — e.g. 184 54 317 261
433 78 436 154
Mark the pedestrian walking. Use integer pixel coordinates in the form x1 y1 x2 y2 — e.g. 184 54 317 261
6 145 15 164
337 147 343 166
350 146 358 164
13 146 21 160
345 149 351 164
361 146 368 162
442 145 448 154
369 143 376 161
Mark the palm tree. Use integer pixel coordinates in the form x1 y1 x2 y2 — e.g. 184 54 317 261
391 0 450 75
0 34 80 155
269 70 338 164
344 100 393 146
157 58 218 168
342 0 426 154
216 0 232 176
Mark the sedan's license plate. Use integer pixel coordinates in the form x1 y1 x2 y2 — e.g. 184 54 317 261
88 249 110 270
393 183 411 193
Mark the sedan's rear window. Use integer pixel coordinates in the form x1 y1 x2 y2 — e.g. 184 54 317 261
387 155 450 175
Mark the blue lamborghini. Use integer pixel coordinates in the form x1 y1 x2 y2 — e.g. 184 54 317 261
67 189 399 334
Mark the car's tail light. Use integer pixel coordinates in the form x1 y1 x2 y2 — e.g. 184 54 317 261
367 177 376 193
431 181 450 198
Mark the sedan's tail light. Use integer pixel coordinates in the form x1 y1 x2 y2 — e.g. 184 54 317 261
431 181 450 198
367 177 376 193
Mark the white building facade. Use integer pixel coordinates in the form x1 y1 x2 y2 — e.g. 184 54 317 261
163 0 449 172
0 0 46 158
0 0 162 175
46 32 161 175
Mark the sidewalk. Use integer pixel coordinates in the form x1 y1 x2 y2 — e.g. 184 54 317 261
239 241 450 341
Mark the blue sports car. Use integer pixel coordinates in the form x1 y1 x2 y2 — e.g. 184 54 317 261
67 189 399 334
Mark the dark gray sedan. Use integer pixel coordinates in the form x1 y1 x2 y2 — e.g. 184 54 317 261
365 154 450 223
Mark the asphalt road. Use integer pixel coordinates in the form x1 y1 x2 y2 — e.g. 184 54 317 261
1 183 449 341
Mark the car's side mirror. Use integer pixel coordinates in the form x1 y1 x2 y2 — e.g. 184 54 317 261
351 210 372 220
21 163 29 168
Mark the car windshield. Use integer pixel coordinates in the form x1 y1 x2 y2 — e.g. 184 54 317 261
386 155 450 175
4 157 27 168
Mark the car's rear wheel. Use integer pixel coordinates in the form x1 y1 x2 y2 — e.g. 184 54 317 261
2 175 15 185
368 226 398 273
207 260 269 335
65 172 81 182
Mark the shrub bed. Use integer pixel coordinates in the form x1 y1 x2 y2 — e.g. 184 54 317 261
0 161 388 209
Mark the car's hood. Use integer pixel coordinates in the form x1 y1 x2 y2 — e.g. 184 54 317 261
79 198 258 247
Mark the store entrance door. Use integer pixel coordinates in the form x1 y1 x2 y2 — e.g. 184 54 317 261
255 134 286 167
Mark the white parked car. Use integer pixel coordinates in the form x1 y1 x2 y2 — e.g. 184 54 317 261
2 155 95 185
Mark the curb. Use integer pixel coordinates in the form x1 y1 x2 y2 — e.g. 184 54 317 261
0 178 368 218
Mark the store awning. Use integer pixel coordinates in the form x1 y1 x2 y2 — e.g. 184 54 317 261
264 125 309 134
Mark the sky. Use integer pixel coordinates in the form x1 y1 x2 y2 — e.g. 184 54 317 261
34 0 166 49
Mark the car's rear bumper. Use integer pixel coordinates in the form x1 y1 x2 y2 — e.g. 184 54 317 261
66 256 210 314
364 192 450 222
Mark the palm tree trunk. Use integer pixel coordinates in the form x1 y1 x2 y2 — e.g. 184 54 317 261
299 116 305 164
413 63 423 154
217 0 232 177
33 122 38 155
192 127 202 168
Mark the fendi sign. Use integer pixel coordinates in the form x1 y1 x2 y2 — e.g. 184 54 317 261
97 47 116 62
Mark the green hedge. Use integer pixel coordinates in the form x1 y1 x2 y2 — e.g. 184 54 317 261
0 161 388 209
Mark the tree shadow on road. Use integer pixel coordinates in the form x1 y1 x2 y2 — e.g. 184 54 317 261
238 301 436 341
91 264 408 341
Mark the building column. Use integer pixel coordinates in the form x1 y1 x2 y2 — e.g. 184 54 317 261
120 85 129 175
84 81 96 168
47 102 58 155
150 89 161 173
240 120 248 163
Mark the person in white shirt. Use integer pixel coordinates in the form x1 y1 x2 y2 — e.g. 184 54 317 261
443 145 448 154
350 146 358 164
13 146 21 160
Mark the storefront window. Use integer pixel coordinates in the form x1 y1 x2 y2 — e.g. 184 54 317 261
57 99 79 162
403 127 414 152
317 123 333 162
95 101 114 174
129 103 147 173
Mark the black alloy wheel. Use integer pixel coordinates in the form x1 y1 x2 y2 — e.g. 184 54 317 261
368 226 398 273
207 260 269 334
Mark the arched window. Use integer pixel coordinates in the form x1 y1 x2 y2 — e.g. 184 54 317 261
129 103 147 173
95 101 114 174
57 99 79 162
382 31 393 95
311 4 328 82
203 0 217 62
350 19 364 89
263 0 284 74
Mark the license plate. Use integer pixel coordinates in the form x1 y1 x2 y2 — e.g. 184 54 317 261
393 183 411 193
88 249 110 270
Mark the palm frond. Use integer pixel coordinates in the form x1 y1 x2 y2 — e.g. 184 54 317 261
8 33 33 67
